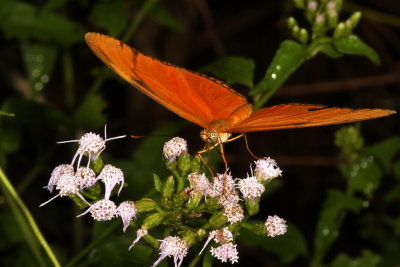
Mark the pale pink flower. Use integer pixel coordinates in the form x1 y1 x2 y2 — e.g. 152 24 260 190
152 236 188 267
116 201 137 232
129 228 148 250
265 215 287 237
223 202 244 224
45 164 74 193
237 176 265 199
210 243 239 264
188 172 211 196
97 164 124 199
75 167 96 190
77 199 117 221
254 157 282 182
58 125 126 169
163 137 188 163
199 227 233 254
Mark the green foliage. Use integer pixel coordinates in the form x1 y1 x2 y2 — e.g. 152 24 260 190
200 56 255 88
0 0 396 266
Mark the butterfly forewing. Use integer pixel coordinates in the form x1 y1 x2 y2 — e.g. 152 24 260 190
85 32 251 129
227 104 396 133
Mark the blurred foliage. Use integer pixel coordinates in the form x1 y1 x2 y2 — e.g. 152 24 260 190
0 0 398 266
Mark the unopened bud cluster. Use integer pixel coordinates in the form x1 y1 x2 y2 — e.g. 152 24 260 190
288 0 361 43
41 133 287 267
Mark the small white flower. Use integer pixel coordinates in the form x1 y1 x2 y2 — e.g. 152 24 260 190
116 201 137 232
223 202 244 224
129 228 148 250
254 157 282 182
209 173 235 198
199 227 233 255
58 125 126 169
163 137 188 163
75 167 97 190
97 164 124 200
237 176 265 199
188 172 211 196
152 236 188 267
210 243 239 264
40 173 90 207
77 199 117 221
265 215 287 237
45 164 74 193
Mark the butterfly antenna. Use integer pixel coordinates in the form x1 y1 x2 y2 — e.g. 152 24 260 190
131 134 174 139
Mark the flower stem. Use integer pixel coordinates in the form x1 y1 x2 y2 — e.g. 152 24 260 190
0 167 61 267
172 169 185 192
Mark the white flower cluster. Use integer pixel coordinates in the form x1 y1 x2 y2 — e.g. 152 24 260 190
40 127 136 232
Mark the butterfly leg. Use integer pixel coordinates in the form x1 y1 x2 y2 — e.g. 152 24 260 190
197 142 228 172
226 134 261 160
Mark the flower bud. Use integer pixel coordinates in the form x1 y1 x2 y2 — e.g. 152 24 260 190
92 156 104 174
135 198 157 212
299 28 309 43
293 0 305 9
190 155 202 173
162 176 175 198
245 197 260 216
187 191 202 212
173 190 189 206
292 25 300 39
210 211 228 228
196 228 207 240
333 22 345 39
178 154 191 175
287 17 297 30
349 12 361 29
165 159 178 171
142 212 164 229
181 230 196 247
327 10 338 28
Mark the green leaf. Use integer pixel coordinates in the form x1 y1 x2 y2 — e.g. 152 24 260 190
153 173 163 192
150 5 184 32
89 0 129 36
330 250 381 267
362 137 400 172
346 156 383 198
202 250 213 267
312 190 364 265
74 93 107 129
21 42 58 95
200 56 255 88
333 34 380 64
319 43 343 58
1 1 84 45
251 40 309 108
239 223 308 264
0 123 21 154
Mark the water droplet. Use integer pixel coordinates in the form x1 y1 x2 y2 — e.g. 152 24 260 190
41 75 49 83
34 82 43 91
32 69 40 77
322 228 330 236
361 161 367 168
353 164 359 171
36 54 44 63
362 201 369 207
367 156 374 162
275 65 281 70
271 73 277 79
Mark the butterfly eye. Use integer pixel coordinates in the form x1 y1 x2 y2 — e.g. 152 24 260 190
208 131 219 144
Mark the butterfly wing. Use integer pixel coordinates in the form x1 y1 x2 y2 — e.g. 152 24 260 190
227 104 395 133
85 32 252 128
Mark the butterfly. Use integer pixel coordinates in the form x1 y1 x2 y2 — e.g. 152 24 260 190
85 32 395 148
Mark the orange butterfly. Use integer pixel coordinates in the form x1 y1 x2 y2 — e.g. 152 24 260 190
85 32 395 148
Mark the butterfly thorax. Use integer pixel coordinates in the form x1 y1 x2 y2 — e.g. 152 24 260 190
200 119 232 144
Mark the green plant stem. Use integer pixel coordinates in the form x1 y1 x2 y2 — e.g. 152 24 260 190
65 221 120 267
0 167 61 267
63 48 75 108
130 221 160 249
171 169 185 192
188 254 201 267
0 110 15 117
122 0 159 43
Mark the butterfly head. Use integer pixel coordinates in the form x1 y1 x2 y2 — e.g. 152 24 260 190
201 119 232 144
200 129 231 144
